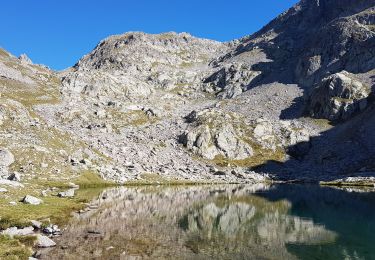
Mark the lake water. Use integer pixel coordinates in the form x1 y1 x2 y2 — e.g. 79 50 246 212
40 184 375 260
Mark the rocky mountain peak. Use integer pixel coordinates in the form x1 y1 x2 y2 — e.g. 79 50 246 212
61 31 228 99
75 31 226 71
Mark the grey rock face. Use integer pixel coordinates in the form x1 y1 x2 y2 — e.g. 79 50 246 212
308 71 370 121
203 63 260 99
180 110 254 160
18 54 33 64
181 124 253 160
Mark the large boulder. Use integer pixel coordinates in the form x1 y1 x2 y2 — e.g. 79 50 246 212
307 72 370 121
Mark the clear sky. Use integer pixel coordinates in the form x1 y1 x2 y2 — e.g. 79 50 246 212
0 0 298 70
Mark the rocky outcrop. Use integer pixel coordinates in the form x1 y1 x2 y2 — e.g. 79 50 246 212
203 63 260 98
217 0 374 88
307 71 370 121
180 123 253 160
179 110 254 160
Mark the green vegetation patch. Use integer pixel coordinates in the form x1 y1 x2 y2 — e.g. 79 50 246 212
0 235 33 260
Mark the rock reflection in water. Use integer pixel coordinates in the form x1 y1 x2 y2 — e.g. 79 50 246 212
40 185 336 259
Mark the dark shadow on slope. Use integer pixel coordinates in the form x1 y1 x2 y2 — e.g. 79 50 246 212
253 184 375 260
253 101 375 182
279 96 306 120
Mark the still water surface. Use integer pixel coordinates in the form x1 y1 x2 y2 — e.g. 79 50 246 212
41 184 375 259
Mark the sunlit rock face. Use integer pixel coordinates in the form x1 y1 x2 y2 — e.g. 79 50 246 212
61 32 227 99
39 185 337 260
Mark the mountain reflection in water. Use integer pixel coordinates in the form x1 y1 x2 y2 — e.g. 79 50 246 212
40 184 375 260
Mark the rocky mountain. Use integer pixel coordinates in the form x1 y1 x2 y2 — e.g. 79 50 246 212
0 0 374 188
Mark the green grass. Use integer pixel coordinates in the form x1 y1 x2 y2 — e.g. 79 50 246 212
74 171 116 188
0 172 115 229
310 118 334 129
0 235 33 260
211 146 285 168
0 171 117 259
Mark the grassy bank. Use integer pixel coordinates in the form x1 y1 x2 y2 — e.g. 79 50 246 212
0 172 116 260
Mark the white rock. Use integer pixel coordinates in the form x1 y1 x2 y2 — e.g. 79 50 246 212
22 195 43 205
58 188 75 198
0 148 14 166
1 226 34 237
68 182 79 188
31 220 42 229
36 235 56 248
0 179 24 187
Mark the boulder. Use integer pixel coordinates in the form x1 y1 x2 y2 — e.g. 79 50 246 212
1 226 34 237
8 172 21 182
31 220 42 229
0 148 14 167
58 189 75 198
21 195 43 205
36 235 56 248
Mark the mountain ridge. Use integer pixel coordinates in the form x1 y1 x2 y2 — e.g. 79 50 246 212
0 0 374 186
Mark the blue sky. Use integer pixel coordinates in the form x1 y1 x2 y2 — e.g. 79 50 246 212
0 0 298 70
